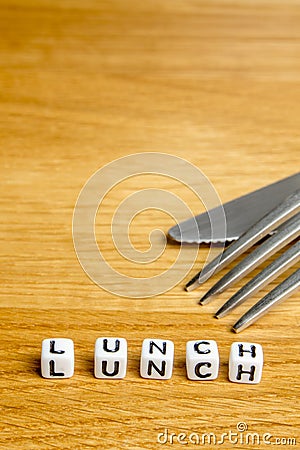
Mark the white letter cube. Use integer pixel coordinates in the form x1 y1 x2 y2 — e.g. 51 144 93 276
94 337 127 379
41 338 74 379
229 342 263 384
186 340 219 380
140 338 174 380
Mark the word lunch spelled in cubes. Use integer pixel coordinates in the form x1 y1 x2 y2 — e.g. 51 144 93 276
41 338 264 384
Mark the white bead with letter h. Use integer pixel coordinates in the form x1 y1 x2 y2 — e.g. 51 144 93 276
229 342 263 384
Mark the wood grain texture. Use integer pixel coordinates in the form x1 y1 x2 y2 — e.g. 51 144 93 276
0 0 299 448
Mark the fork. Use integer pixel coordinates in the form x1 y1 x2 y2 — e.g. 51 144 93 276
185 190 300 332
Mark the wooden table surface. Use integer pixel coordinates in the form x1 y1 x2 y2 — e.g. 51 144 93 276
1 0 299 448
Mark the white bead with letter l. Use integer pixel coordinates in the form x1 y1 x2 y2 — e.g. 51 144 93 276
41 338 74 379
186 340 219 380
140 338 174 380
94 337 127 379
229 342 263 384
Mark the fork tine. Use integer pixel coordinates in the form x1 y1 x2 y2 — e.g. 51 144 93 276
232 268 300 332
199 212 300 304
185 189 300 292
215 240 300 318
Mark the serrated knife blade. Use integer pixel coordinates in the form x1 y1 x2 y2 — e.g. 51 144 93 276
168 172 300 244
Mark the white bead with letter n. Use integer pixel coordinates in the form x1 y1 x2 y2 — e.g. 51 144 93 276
186 340 219 381
140 338 174 380
41 338 74 379
229 342 263 384
94 337 127 379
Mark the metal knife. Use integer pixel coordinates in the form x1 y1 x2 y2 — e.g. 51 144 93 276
168 172 300 244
